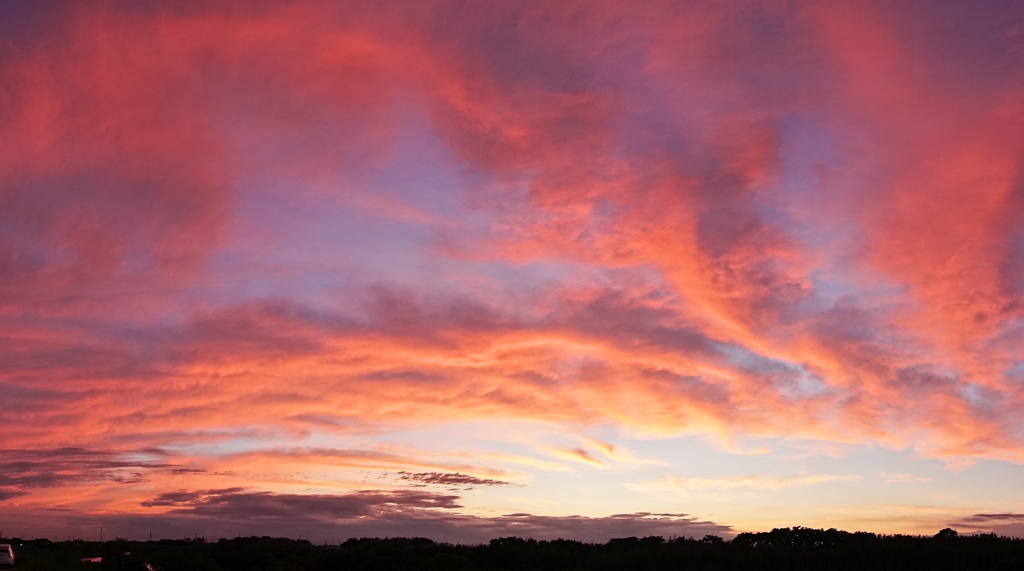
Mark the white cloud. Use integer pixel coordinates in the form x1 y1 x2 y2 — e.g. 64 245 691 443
879 472 932 484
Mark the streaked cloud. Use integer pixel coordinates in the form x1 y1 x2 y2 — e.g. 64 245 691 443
879 472 932 484
0 448 175 499
395 472 514 488
638 473 861 497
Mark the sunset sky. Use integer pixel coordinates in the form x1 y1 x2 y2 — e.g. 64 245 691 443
2 0 1024 543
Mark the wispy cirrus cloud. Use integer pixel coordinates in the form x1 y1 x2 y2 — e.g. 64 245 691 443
632 473 862 498
2 0 1021 459
879 472 932 484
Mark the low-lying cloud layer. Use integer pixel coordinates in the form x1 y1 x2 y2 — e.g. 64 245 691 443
5 489 731 544
141 488 463 516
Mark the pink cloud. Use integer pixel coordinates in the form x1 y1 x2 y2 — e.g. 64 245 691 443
0 0 1023 538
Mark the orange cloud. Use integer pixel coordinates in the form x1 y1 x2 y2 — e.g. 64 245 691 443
1 0 1023 540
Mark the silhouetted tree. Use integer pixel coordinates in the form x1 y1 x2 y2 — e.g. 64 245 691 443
7 527 1024 570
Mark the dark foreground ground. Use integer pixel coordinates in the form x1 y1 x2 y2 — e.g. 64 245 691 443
3 527 1024 570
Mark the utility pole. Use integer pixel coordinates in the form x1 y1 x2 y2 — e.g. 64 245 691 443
100 526 103 542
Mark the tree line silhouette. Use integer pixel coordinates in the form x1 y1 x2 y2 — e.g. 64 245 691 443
3 526 1024 570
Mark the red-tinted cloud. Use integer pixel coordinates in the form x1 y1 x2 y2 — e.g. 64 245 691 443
1 0 1023 540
